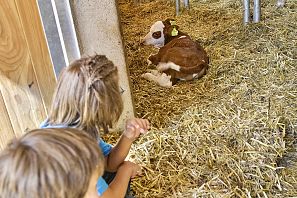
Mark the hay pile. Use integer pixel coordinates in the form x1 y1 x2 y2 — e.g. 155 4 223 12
114 0 297 197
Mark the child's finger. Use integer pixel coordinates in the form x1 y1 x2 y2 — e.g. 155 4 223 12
139 128 147 134
130 119 148 134
144 119 150 129
135 119 149 131
127 118 150 135
136 169 142 176
126 118 137 126
141 119 150 130
133 166 142 178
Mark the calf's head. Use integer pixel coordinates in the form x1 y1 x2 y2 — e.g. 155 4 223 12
142 19 180 48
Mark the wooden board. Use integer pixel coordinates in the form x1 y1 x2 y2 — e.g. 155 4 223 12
15 0 57 113
0 92 15 150
0 0 48 140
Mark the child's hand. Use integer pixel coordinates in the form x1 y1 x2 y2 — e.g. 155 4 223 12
120 161 142 178
123 118 150 141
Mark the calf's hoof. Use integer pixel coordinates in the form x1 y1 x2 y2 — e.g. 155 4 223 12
158 73 172 88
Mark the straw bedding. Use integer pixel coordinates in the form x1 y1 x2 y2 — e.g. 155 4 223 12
107 0 297 197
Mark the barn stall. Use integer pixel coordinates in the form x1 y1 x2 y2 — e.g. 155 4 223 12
0 0 296 197
106 0 297 197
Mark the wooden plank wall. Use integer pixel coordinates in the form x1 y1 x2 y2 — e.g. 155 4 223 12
0 0 56 149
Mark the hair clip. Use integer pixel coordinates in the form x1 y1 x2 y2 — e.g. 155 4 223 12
119 87 125 95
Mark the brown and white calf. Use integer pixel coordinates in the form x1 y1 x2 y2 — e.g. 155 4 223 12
141 19 209 88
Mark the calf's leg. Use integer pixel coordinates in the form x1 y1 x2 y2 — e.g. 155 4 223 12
141 72 172 88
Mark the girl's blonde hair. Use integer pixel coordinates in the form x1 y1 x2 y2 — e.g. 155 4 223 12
0 128 104 198
48 55 123 139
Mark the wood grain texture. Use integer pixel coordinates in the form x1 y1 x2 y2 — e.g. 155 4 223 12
15 0 57 113
0 0 47 141
0 92 15 150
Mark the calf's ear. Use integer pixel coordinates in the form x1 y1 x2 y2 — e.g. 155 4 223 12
163 18 176 27
164 25 179 37
169 20 176 26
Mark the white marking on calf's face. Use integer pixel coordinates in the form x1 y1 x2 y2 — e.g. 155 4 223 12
142 21 165 48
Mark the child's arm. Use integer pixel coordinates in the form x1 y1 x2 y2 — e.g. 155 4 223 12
100 161 141 198
105 118 149 172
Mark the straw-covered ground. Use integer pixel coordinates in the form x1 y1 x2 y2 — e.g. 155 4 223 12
110 0 297 197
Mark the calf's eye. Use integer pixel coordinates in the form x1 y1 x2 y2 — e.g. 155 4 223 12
152 31 161 39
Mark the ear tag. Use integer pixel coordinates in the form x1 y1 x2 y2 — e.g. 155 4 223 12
170 20 176 26
171 27 178 36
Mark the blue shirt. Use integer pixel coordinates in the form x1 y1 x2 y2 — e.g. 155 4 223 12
40 120 111 196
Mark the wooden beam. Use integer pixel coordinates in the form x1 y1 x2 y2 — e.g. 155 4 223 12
0 0 47 135
0 92 15 150
15 0 57 113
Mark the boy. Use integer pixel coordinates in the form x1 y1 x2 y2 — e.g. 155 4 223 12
0 128 107 198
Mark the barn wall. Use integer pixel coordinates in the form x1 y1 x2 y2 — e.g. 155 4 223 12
70 1 135 130
0 0 56 149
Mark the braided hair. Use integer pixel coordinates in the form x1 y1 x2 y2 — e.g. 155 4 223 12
47 55 123 140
